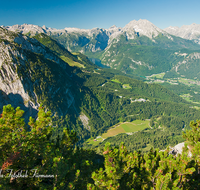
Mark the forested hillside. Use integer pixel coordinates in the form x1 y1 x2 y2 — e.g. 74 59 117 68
32 33 200 150
0 105 200 189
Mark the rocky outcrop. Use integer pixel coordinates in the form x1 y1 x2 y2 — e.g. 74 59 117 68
169 142 192 157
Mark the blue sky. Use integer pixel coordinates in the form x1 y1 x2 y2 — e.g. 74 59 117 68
1 0 200 29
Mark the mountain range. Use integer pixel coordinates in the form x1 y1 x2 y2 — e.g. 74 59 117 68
3 19 200 78
4 19 200 44
4 19 200 49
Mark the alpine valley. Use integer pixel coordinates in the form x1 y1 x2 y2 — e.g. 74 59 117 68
2 19 200 152
2 19 200 189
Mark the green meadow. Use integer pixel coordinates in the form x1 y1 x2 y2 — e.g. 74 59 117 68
86 120 150 147
102 119 150 138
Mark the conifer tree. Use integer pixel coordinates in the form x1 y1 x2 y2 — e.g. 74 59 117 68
90 125 198 189
0 105 82 189
1 104 200 189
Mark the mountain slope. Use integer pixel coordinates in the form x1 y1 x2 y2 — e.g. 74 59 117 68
165 49 200 80
0 27 76 115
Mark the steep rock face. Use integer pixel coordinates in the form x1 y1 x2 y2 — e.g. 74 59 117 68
123 19 167 39
0 28 35 108
0 27 75 116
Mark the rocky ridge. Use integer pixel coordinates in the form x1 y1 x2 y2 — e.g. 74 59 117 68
164 23 200 44
3 19 171 40
2 19 173 52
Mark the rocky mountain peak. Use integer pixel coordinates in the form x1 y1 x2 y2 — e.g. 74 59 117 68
109 25 117 29
123 19 164 39
4 23 46 36
42 25 48 30
164 26 179 31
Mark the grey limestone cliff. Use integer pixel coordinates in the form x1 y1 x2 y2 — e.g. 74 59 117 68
0 27 75 118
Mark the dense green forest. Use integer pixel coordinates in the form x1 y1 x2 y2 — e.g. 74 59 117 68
0 105 200 189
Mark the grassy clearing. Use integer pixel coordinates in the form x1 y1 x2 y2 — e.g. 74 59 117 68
102 120 150 138
86 120 151 147
111 79 131 89
60 56 85 68
149 72 165 79
121 120 149 132
123 84 131 89
111 79 121 84
102 126 125 138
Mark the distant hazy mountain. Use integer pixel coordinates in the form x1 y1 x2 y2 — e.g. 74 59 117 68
164 23 200 44
4 19 199 51
1 19 175 41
